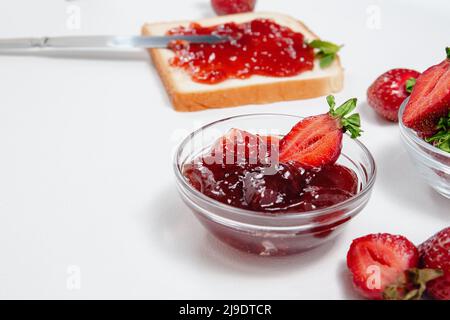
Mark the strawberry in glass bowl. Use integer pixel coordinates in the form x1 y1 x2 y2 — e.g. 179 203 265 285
174 96 376 256
399 48 450 198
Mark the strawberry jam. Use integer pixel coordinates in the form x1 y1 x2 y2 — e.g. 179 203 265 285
183 129 358 214
167 19 315 84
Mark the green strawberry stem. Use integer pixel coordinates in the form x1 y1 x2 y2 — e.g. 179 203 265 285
326 95 362 139
405 78 417 94
383 268 444 300
446 47 450 59
426 111 450 153
309 40 343 68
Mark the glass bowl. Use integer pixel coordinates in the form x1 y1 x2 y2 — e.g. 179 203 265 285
399 99 450 198
174 114 377 256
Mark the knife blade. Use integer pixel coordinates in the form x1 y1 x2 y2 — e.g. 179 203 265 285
0 35 226 50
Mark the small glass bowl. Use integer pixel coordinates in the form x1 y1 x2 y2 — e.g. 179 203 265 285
174 114 377 256
399 99 450 199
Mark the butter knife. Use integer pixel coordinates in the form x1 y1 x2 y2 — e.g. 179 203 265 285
0 35 225 50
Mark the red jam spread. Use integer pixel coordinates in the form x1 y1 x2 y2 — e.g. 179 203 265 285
183 129 358 214
167 19 315 84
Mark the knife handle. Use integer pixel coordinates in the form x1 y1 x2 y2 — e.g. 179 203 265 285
0 36 122 49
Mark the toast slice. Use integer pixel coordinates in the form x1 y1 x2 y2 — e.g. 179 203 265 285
142 12 344 112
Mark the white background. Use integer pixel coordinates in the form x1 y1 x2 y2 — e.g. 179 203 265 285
0 0 448 299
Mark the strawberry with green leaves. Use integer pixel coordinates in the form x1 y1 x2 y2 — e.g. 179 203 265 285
367 68 421 122
279 96 361 168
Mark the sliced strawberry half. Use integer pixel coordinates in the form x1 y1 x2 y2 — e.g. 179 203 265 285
347 233 443 300
402 49 450 135
279 96 361 168
347 233 419 300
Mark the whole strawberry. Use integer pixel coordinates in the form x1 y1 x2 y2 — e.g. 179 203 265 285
419 227 450 300
211 0 256 16
367 68 420 122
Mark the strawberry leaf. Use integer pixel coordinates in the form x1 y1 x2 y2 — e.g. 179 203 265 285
309 40 342 69
405 78 416 94
427 132 450 152
342 114 361 139
309 40 341 55
446 46 450 59
326 95 336 109
426 111 450 153
334 98 358 117
319 54 335 68
327 95 362 139
404 268 444 300
383 268 444 300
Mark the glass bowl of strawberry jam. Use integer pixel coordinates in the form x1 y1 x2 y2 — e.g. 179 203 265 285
174 114 376 256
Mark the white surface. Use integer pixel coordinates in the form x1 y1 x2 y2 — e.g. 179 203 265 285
0 0 448 300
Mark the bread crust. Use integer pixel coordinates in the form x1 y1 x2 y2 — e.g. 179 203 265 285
142 13 344 112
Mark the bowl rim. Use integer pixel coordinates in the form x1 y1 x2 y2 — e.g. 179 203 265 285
173 113 377 222
398 98 450 161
